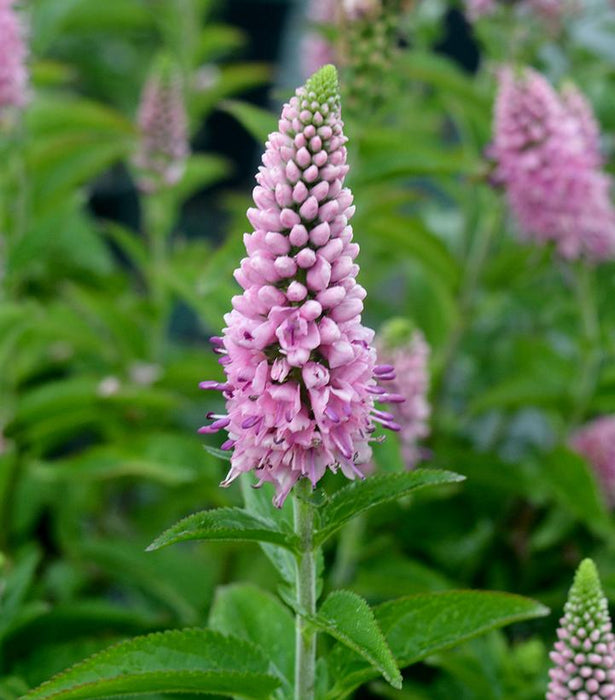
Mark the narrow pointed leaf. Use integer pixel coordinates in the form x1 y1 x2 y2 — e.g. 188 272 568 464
220 100 275 143
23 629 280 699
203 444 231 461
315 469 464 545
325 591 549 699
311 590 401 690
147 507 299 552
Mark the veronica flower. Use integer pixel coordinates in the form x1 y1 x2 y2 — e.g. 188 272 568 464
465 0 571 22
464 0 496 21
570 416 615 508
377 327 430 468
548 559 615 699
133 61 189 193
490 67 615 261
301 0 338 78
200 65 402 506
0 0 28 115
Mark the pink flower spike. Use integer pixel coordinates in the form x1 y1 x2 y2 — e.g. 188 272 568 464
570 415 615 507
490 67 615 262
0 0 29 116
133 57 189 193
200 65 399 506
376 326 431 469
547 559 615 699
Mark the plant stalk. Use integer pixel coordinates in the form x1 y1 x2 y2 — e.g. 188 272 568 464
294 479 317 700
570 262 601 428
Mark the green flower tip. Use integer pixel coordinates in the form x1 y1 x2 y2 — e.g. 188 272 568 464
305 64 339 105
151 52 181 84
380 317 417 349
571 558 602 603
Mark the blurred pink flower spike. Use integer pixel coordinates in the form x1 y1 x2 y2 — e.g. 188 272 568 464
489 68 615 262
133 56 189 194
490 67 615 262
464 0 496 21
200 65 402 507
376 320 431 469
570 415 615 507
548 558 615 699
0 0 29 117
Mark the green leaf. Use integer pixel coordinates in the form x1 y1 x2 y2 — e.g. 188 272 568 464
196 25 246 62
0 547 43 641
326 591 549 699
539 446 612 538
315 470 465 545
209 583 295 691
311 590 401 690
203 444 231 461
171 153 231 203
22 628 280 699
219 100 276 143
360 212 460 290
147 507 300 552
240 477 297 590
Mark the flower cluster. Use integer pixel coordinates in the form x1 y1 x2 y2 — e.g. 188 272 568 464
200 66 402 506
133 62 189 193
548 559 615 699
464 0 496 21
490 67 615 261
302 0 338 79
571 415 615 508
465 0 571 22
301 0 405 113
377 328 430 468
0 0 28 115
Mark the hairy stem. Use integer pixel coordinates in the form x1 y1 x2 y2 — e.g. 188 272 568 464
294 479 317 700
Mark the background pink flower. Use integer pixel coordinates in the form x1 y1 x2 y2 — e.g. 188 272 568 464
571 415 615 507
490 67 615 261
0 0 29 113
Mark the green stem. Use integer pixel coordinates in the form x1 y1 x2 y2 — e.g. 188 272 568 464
144 194 172 363
569 262 601 428
293 479 317 700
434 202 501 405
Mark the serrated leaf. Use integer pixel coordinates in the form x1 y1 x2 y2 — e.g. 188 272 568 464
209 583 295 691
326 591 549 699
312 590 401 689
22 628 280 699
147 507 299 552
314 470 464 545
219 100 276 143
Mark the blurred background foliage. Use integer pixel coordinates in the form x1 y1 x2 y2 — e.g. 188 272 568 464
2 0 615 697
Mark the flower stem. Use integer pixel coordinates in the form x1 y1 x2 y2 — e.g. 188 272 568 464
434 199 501 406
294 479 317 700
570 262 601 428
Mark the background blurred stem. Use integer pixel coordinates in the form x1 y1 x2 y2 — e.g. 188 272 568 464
329 514 365 590
0 117 28 552
143 193 172 363
293 479 317 700
569 262 601 428
434 199 502 407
